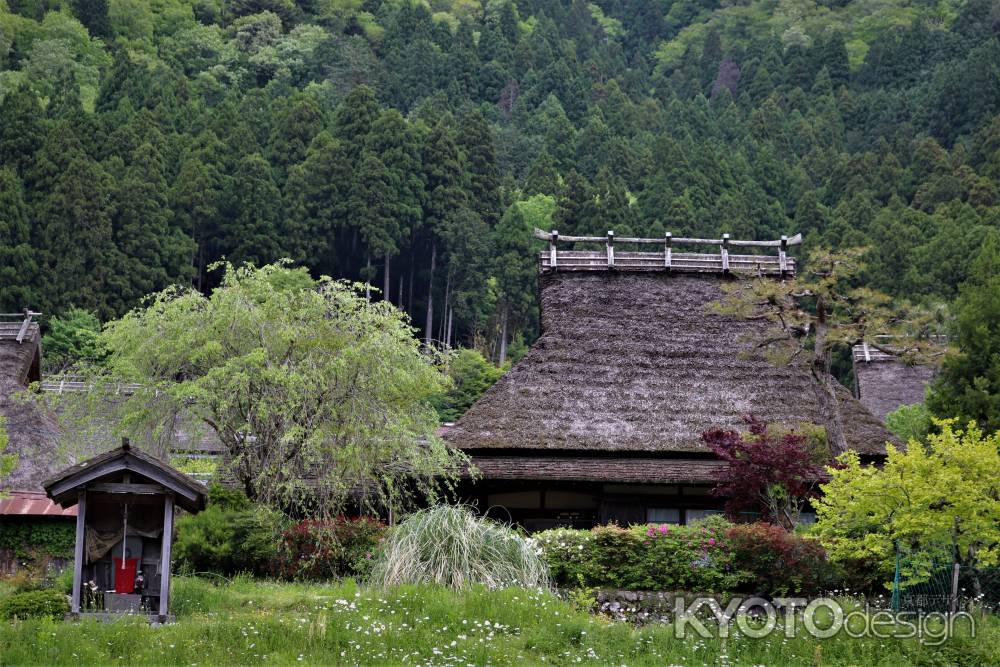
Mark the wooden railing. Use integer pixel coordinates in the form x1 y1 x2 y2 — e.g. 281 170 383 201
41 376 144 395
534 229 800 276
0 310 41 343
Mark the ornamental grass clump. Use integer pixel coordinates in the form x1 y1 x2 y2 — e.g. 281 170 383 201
369 504 549 590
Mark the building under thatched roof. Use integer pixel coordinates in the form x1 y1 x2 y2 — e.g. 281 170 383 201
0 313 62 491
445 233 897 530
852 343 937 421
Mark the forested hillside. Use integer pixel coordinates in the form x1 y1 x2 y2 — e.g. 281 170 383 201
2 0 999 362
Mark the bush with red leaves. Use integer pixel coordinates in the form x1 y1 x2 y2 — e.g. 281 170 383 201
702 415 825 529
725 522 830 596
274 516 387 581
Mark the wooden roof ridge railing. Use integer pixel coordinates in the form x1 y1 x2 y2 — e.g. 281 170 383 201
852 334 949 363
533 229 801 277
0 309 42 344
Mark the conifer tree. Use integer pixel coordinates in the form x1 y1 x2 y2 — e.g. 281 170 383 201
0 169 37 312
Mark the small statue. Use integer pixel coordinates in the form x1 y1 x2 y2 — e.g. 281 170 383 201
84 579 101 611
134 570 145 594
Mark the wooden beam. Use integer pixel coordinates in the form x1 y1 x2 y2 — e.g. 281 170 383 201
606 230 615 268
549 230 558 268
721 234 730 273
71 490 87 614
15 311 33 344
158 495 174 621
88 483 167 495
779 235 788 276
664 233 672 270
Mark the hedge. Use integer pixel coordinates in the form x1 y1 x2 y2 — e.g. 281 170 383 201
535 518 852 596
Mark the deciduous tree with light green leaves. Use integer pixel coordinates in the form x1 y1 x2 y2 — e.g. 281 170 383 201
63 262 465 515
814 421 1000 590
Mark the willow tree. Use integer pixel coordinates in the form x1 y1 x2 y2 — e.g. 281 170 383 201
712 247 945 453
65 262 464 514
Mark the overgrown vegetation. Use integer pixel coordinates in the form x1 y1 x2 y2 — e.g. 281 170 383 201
370 504 548 590
1 577 997 665
0 521 74 561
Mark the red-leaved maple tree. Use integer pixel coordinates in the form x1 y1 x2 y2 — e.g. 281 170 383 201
701 415 825 530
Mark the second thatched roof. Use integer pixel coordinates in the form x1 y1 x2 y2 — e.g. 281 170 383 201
445 271 894 457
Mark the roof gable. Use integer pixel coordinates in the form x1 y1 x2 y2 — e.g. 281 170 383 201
43 442 207 513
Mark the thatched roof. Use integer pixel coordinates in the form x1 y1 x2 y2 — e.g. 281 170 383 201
0 323 62 491
852 344 936 421
445 272 894 460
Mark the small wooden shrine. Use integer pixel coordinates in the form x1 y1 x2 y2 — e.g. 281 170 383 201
43 440 207 622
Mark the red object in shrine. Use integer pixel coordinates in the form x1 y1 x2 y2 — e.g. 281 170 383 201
112 557 139 593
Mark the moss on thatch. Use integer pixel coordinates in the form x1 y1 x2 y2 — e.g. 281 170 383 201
446 272 894 458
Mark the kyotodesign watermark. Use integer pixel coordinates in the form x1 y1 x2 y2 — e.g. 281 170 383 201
673 597 976 645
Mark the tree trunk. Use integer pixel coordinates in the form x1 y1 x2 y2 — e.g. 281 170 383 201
383 253 391 303
196 238 205 292
424 242 436 345
439 269 451 345
446 306 454 349
397 273 404 308
811 296 848 454
365 253 371 301
499 304 509 365
407 245 415 312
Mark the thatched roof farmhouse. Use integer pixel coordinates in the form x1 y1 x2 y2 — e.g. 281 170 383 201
445 232 897 530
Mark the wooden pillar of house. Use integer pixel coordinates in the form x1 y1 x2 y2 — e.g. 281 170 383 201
70 490 87 615
158 494 174 621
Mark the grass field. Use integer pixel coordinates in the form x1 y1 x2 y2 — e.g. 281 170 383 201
1 576 997 666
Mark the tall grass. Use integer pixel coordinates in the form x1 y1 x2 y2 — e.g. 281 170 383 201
1 576 996 666
369 504 549 590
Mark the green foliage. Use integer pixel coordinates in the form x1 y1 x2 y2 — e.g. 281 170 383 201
84 261 463 514
370 505 548 590
174 487 290 576
0 589 68 620
814 420 1000 585
0 521 74 559
885 402 933 443
431 348 502 422
928 234 1000 432
536 521 747 593
169 456 218 475
41 307 103 373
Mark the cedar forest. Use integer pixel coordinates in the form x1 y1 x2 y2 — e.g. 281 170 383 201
1 0 1000 426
